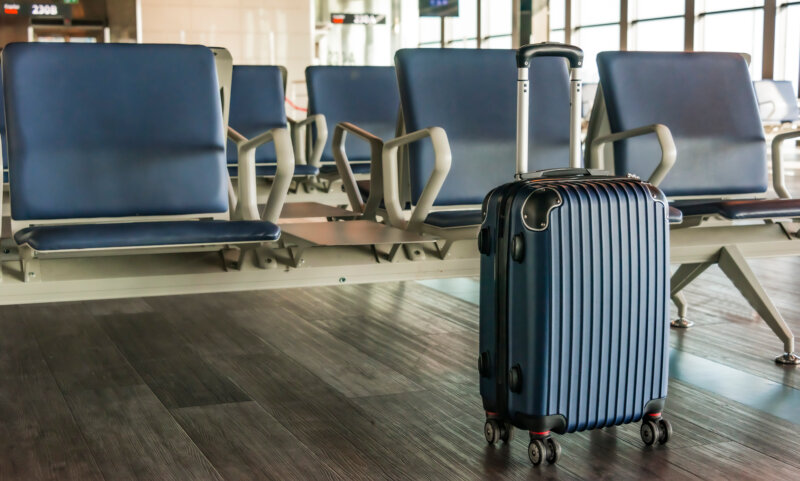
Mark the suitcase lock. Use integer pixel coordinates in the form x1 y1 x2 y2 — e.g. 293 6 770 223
508 364 523 393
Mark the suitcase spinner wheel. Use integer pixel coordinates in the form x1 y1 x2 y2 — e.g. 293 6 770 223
484 416 513 444
528 433 561 466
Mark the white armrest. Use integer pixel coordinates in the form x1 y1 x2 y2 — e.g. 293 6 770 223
332 122 384 216
590 123 676 187
227 126 295 223
289 114 327 168
382 127 452 231
771 128 800 199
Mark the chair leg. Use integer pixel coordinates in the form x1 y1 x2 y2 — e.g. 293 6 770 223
717 245 799 365
669 262 711 328
670 292 694 328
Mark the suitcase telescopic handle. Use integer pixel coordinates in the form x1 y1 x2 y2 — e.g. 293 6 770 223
515 43 584 179
516 43 584 69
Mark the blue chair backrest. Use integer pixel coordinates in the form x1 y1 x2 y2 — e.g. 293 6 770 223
596 51 767 197
753 79 800 123
227 65 287 165
395 48 570 206
2 43 227 221
306 66 400 163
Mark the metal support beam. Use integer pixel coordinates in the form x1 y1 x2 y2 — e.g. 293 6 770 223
763 0 777 79
717 245 798 364
620 0 628 50
477 0 482 48
512 0 533 47
684 0 695 51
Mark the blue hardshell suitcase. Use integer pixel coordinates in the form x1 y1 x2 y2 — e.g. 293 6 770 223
477 43 672 466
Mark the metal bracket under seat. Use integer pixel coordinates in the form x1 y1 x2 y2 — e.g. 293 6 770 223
279 202 360 221
277 220 437 267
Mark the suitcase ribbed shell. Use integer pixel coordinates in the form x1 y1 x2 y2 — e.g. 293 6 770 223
480 177 669 434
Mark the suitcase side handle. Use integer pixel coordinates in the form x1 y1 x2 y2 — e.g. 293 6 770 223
516 42 583 69
521 168 610 180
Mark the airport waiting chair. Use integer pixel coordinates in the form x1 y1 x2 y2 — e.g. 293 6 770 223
381 48 571 258
1 43 289 282
585 51 800 364
227 65 314 185
303 66 400 211
753 79 800 129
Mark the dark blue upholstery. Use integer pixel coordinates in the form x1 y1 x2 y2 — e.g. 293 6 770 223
227 65 287 167
228 164 318 178
3 43 228 221
596 51 767 197
15 220 280 251
395 49 570 206
674 199 800 220
753 80 800 123
320 162 371 175
307 66 399 165
425 210 482 228
2 43 280 252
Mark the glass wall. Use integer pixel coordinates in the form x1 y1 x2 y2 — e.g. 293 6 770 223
572 0 620 82
696 0 764 78
548 0 800 87
481 0 512 48
630 0 684 51
776 0 800 92
549 0 566 43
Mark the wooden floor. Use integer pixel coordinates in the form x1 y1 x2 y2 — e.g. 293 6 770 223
0 271 799 480
2 152 800 480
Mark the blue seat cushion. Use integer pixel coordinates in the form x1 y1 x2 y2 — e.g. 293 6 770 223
668 206 683 224
674 199 800 220
320 162 370 175
227 164 318 178
15 220 280 251
425 210 482 228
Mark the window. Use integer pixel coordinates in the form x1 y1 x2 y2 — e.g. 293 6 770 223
776 1 800 92
696 0 764 79
549 0 566 42
573 0 620 82
481 0 512 48
630 0 684 51
447 0 478 48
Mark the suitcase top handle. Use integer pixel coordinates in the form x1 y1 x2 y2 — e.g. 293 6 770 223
517 43 584 69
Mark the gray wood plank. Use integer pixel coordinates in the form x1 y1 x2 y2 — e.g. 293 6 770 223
63 385 223 481
172 401 343 481
0 358 103 481
230 306 422 398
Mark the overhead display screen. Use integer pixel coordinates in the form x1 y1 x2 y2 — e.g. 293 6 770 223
419 0 459 17
2 2 70 17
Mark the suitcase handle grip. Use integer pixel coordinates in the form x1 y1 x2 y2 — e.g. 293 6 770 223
521 168 605 180
517 42 583 69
